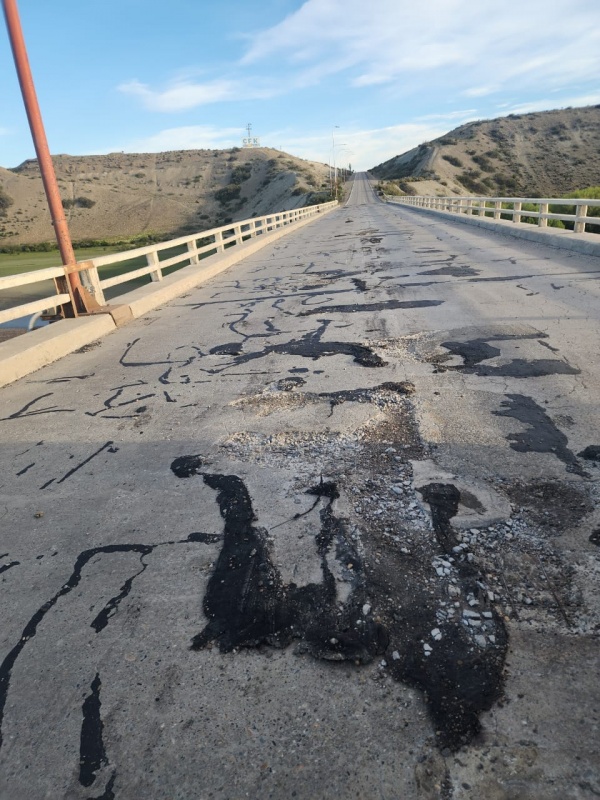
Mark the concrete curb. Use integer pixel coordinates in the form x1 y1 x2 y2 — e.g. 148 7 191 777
0 315 116 388
387 201 600 258
0 206 337 389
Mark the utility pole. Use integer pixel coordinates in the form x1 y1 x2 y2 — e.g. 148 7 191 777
332 126 339 200
2 0 99 314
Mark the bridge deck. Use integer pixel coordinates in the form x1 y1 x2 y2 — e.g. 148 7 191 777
1 173 599 799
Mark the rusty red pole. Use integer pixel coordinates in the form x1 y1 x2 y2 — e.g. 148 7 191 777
2 0 84 307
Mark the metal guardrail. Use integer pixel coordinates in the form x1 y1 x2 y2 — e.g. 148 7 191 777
0 201 337 326
386 195 600 233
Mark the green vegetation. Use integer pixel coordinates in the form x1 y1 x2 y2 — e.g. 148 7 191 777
61 196 97 209
0 231 164 255
0 245 124 279
517 204 565 228
564 186 600 200
548 186 600 233
377 181 403 196
0 183 14 214
215 184 242 204
230 163 252 184
457 170 488 195
472 155 493 172
442 154 463 168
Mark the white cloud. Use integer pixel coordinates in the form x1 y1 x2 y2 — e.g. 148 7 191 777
462 86 500 98
274 116 478 171
118 125 245 153
242 0 600 98
501 92 600 116
118 79 238 111
117 75 281 112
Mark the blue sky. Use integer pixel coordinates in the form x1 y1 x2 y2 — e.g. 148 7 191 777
1 0 599 170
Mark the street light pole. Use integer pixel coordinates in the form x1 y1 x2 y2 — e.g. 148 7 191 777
2 0 86 313
332 125 339 200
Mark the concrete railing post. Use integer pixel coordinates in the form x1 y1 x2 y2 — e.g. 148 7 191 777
494 201 502 220
214 230 225 253
538 203 548 227
146 250 162 282
187 239 199 265
74 260 105 304
513 202 522 224
575 203 588 234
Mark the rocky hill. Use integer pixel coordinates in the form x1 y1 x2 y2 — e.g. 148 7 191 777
0 148 331 246
371 105 600 198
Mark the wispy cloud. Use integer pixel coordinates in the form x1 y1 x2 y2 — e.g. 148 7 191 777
117 79 238 111
500 92 600 116
275 115 478 172
242 0 600 98
118 125 245 153
118 76 280 112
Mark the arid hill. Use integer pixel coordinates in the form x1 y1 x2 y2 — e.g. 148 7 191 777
0 147 331 246
371 105 600 198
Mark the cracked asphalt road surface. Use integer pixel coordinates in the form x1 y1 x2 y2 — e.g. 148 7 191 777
1 173 599 799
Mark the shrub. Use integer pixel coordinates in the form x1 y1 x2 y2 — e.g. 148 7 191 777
0 183 14 214
550 186 600 233
215 184 241 204
520 203 565 228
442 154 463 168
230 164 252 183
378 181 402 196
472 155 493 172
457 171 488 195
62 196 96 209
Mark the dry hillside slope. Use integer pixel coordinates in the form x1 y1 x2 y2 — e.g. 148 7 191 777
0 147 331 246
371 105 600 198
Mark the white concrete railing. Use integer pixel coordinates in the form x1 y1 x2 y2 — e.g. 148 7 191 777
0 201 337 326
386 195 600 234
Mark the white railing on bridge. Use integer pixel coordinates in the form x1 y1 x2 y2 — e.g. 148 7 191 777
0 201 337 326
386 194 600 234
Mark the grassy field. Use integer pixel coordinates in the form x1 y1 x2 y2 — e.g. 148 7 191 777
0 244 198 318
0 246 123 278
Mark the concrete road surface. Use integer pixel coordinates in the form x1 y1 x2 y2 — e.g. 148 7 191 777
0 173 599 799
